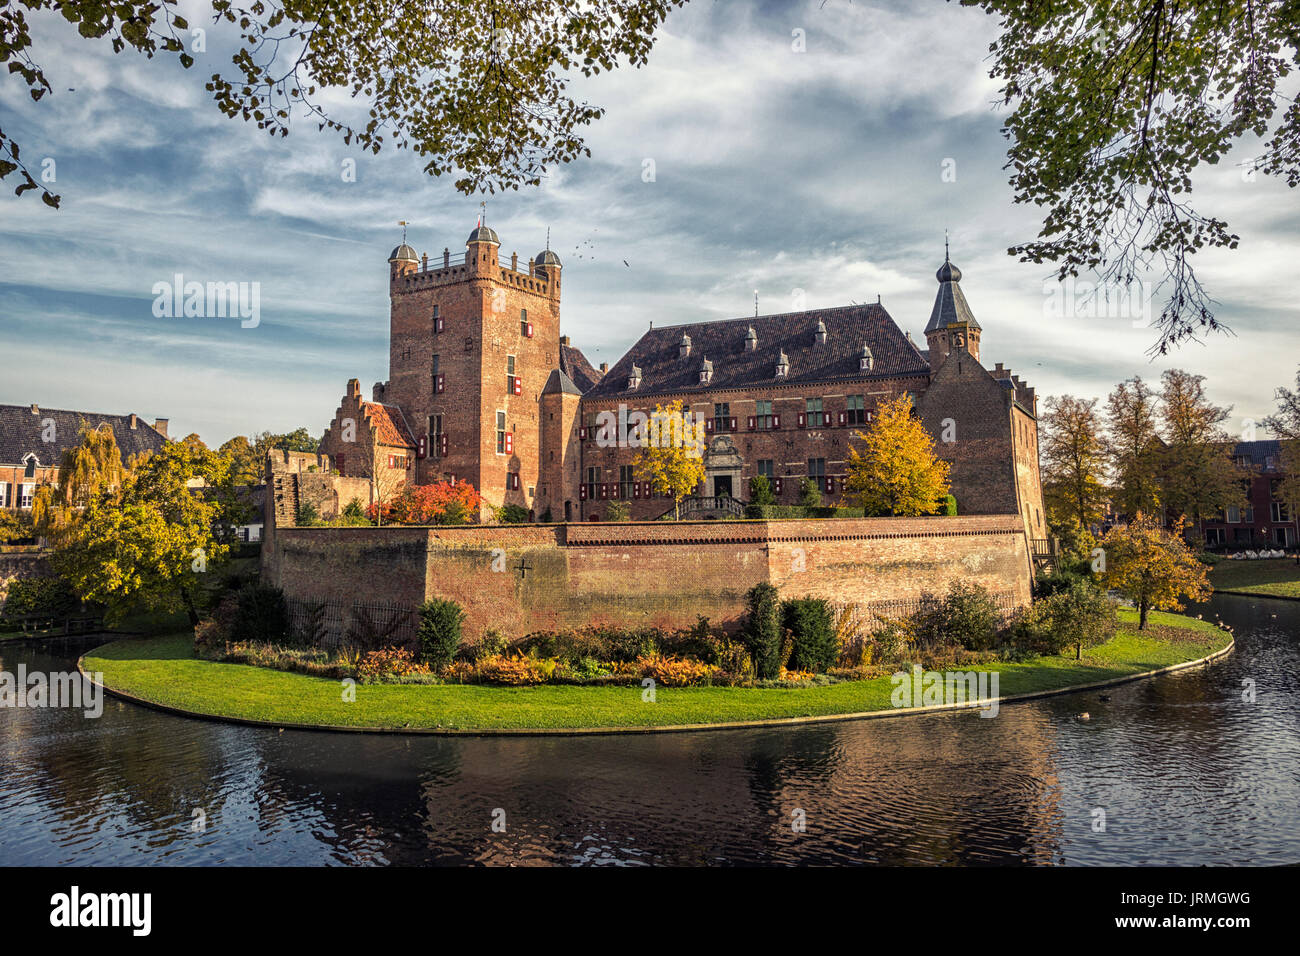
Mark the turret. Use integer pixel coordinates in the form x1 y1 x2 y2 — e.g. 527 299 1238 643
924 246 981 371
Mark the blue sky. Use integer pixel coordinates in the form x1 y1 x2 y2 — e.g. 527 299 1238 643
1 0 1296 446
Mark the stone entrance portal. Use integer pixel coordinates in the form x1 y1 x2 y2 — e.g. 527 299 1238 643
705 435 743 499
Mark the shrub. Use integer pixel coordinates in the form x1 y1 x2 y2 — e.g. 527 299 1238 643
2 576 78 619
781 597 837 672
741 583 782 679
1010 580 1116 658
912 581 1001 651
194 593 239 656
357 647 431 683
497 503 531 524
418 598 465 667
749 474 776 505
471 628 508 661
798 477 822 508
230 584 289 644
637 655 717 686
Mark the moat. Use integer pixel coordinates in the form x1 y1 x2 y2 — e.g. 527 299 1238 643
1 593 1296 866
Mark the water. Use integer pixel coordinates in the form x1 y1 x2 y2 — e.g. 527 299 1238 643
1 594 1296 866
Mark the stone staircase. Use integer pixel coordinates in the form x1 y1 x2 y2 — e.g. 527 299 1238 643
657 495 746 520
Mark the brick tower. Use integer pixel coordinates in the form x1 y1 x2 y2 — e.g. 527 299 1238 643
381 224 563 515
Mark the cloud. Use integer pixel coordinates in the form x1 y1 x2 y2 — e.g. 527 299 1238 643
0 0 1295 444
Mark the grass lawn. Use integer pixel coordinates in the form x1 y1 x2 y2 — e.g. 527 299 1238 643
1209 557 1300 599
80 610 1231 732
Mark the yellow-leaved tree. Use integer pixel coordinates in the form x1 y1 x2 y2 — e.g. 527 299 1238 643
633 400 706 520
845 394 951 516
1099 512 1212 630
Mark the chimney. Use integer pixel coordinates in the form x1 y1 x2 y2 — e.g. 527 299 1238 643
153 418 169 437
129 413 138 429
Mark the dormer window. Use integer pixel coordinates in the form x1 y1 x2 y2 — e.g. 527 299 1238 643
776 351 789 379
860 345 874 372
745 326 757 351
628 364 642 390
680 334 692 359
699 358 713 385
814 319 827 344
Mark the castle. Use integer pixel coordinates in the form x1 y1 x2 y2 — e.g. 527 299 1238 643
317 224 1047 538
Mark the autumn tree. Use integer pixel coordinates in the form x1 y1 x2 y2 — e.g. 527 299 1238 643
1158 369 1242 539
47 442 246 625
1104 376 1164 519
971 0 1300 353
1099 512 1211 630
634 400 706 520
844 394 951 516
1264 364 1300 515
1040 394 1108 535
2 0 687 206
31 422 126 544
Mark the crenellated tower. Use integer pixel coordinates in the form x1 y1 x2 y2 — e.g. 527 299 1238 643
381 223 563 515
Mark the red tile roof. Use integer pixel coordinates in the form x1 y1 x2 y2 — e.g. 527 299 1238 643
361 402 416 449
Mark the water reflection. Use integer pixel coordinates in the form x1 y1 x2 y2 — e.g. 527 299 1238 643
1 594 1296 866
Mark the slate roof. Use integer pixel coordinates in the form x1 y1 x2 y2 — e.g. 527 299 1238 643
0 404 168 468
1232 439 1285 470
541 369 583 397
361 401 416 448
560 343 603 393
925 258 981 333
584 304 931 400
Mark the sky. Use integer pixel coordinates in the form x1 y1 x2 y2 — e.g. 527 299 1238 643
1 0 1296 447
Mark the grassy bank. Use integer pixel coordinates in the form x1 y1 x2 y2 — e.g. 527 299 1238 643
1209 557 1300 599
80 610 1231 732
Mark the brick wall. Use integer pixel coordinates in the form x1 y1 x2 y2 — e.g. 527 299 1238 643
264 515 1032 644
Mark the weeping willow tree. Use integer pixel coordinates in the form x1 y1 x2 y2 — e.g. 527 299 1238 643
32 422 126 544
